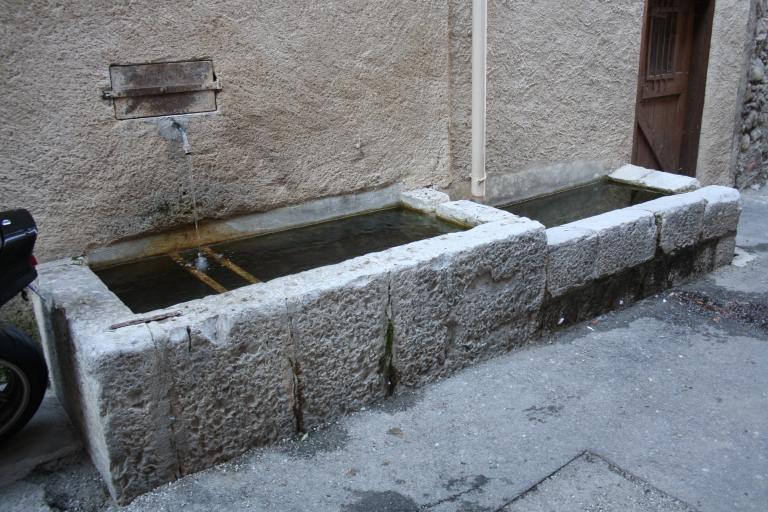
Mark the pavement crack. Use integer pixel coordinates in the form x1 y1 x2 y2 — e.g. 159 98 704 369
594 452 701 512
420 475 490 509
492 451 587 511
492 451 702 512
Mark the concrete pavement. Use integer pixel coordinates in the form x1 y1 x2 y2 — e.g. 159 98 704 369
0 393 81 488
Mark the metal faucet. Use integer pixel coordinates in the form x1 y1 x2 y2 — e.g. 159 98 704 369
172 119 192 155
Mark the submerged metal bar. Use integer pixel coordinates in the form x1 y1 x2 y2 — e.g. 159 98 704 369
168 252 228 293
200 246 262 284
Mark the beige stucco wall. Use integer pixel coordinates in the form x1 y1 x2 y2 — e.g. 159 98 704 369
698 0 755 186
447 1 474 197
447 1 645 201
484 1 645 179
479 0 753 191
0 0 754 263
1 1 452 261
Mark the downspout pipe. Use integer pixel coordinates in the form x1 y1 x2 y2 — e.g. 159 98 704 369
471 0 487 199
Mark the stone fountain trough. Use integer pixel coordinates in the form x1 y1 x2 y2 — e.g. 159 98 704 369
33 165 741 503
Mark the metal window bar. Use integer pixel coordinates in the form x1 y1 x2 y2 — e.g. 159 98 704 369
648 10 678 78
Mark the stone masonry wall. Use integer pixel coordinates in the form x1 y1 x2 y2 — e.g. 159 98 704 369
736 0 768 188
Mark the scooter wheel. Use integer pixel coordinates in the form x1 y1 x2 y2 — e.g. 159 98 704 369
0 323 48 442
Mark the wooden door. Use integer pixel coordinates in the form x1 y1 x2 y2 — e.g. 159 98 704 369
632 0 713 176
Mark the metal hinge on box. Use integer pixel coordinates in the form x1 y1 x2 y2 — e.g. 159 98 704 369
102 79 222 99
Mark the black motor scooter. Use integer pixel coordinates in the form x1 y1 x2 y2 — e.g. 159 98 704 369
0 209 47 442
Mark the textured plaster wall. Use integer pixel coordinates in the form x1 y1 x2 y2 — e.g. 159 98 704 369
0 1 452 261
447 0 474 196
483 0 645 178
697 0 754 186
0 0 755 263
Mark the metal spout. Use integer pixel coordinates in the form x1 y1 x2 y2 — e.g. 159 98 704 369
172 119 192 155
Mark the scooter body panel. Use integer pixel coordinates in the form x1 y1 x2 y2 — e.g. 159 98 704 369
0 209 38 307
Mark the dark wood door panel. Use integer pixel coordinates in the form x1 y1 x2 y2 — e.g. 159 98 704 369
635 126 663 171
637 96 681 171
632 0 711 177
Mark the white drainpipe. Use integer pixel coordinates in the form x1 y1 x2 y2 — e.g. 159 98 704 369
471 0 487 199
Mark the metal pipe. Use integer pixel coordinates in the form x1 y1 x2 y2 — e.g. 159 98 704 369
471 0 487 199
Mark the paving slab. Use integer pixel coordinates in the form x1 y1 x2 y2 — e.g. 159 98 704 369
502 452 697 512
400 189 451 214
609 165 701 193
435 200 521 227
